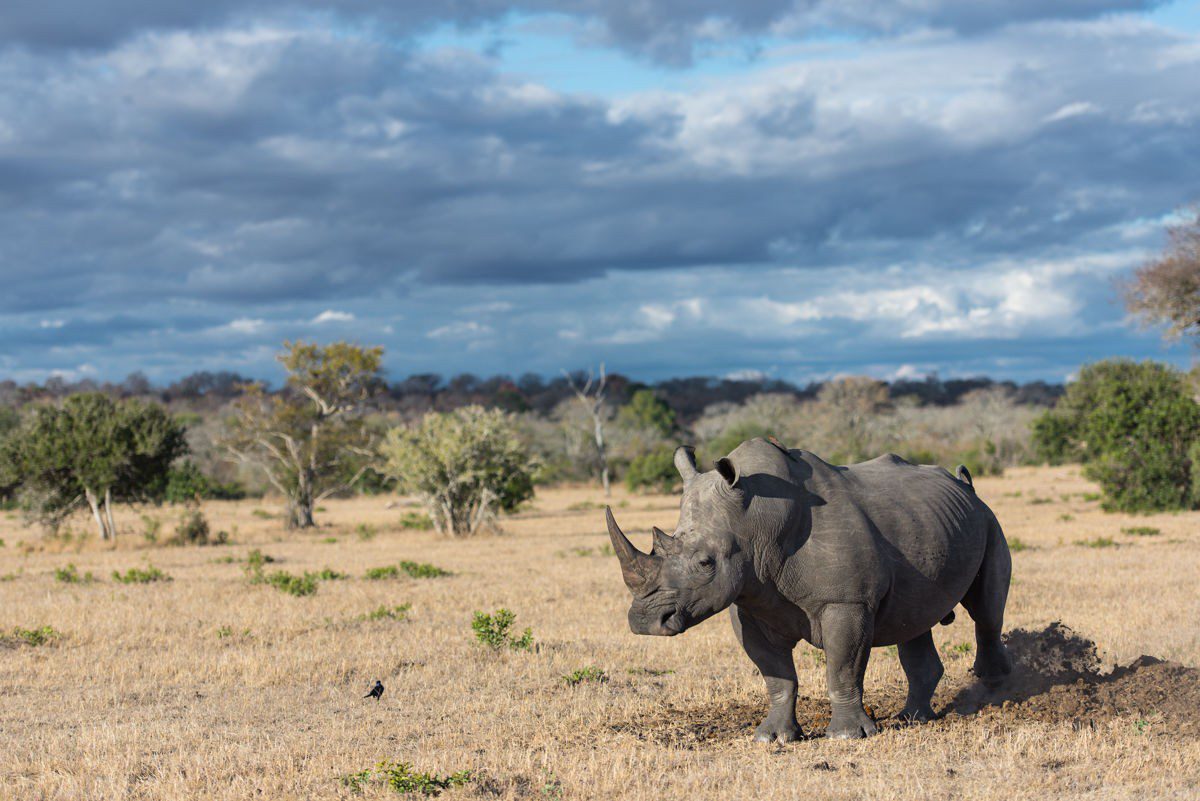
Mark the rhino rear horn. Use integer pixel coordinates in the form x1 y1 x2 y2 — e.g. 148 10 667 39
606 507 660 590
651 526 682 556
674 445 699 483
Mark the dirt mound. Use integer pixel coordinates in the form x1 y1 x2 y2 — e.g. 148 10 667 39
948 622 1200 736
610 622 1200 746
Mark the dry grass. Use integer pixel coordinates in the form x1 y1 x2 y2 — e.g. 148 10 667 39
1 465 1199 800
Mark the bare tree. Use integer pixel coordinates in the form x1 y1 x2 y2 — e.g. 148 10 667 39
1123 206 1200 343
563 364 611 496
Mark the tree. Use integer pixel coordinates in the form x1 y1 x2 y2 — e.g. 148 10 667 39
0 394 187 538
617 389 676 437
815 377 892 462
563 364 612 496
1123 206 1200 343
1031 360 1200 512
219 341 384 529
381 406 535 537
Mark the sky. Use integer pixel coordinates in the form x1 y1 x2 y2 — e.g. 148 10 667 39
1 1 1199 386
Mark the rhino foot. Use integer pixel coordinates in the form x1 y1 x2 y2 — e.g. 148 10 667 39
753 715 803 744
897 704 937 723
826 706 878 739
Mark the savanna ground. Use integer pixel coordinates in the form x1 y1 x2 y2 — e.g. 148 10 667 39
2 466 1199 800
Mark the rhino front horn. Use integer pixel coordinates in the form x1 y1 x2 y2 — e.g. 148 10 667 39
606 507 660 591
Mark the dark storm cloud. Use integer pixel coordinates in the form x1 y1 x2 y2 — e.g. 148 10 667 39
0 6 1196 383
0 0 1162 64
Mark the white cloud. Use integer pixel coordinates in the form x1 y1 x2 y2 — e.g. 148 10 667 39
226 318 266 334
426 320 493 340
311 309 355 324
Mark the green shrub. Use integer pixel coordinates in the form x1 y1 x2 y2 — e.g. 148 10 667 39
164 461 247 503
348 761 470 796
112 565 171 584
310 567 347 580
397 511 433 530
141 514 162 544
381 406 536 537
173 509 211 545
364 565 400 580
355 523 377 540
563 666 608 686
399 560 449 578
472 608 533 651
1122 526 1161 537
242 548 276 580
361 603 412 622
263 570 318 597
1032 360 1200 512
54 563 94 584
4 625 60 647
625 446 681 493
1076 536 1117 549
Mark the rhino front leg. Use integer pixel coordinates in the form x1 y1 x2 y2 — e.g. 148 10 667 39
819 603 878 739
730 605 802 743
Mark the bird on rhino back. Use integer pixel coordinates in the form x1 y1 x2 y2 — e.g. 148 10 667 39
606 438 1012 740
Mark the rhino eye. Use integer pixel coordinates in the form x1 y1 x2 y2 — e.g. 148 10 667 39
697 555 715 568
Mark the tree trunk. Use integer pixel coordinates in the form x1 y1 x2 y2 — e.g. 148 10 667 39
287 469 316 529
103 488 117 540
594 414 610 497
84 488 110 540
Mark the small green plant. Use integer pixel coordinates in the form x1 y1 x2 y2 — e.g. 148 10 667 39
398 512 434 531
472 608 534 651
1058 514 1074 522
322 537 338 544
251 508 273 519
566 500 603 512
54 563 95 584
377 762 471 796
1007 537 1033 553
365 565 400 580
563 666 608 686
361 603 413 622
0 538 5 547
1122 526 1161 537
216 625 233 639
242 549 277 581
1080 492 1102 502
948 642 973 656
400 560 449 578
627 667 674 677
173 508 211 545
141 514 162 544
1076 536 1117 549
5 625 61 647
0 571 19 581
340 769 372 793
310 567 348 581
1028 497 1053 505
112 565 171 584
1002 491 1023 498
355 523 377 541
263 570 319 596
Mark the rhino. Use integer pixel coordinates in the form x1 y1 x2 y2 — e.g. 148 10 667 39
606 438 1012 740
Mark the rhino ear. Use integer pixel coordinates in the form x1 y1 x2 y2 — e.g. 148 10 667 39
715 456 740 487
674 446 699 483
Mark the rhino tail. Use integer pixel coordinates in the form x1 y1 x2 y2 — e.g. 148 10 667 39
940 610 956 626
955 464 974 491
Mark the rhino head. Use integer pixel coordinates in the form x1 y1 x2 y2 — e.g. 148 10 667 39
607 446 750 636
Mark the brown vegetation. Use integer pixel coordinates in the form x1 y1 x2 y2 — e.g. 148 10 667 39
1 466 1198 799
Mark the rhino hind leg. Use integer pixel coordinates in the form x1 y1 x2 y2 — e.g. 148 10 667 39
897 630 943 722
961 519 1014 688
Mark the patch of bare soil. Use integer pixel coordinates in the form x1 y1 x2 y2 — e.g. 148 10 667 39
609 622 1200 746
946 622 1200 737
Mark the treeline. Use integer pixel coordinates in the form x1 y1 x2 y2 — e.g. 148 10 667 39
0 369 1064 422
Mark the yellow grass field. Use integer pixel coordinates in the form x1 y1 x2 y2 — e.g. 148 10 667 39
2 465 1199 800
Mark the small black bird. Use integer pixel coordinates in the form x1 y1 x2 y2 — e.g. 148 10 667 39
365 680 384 700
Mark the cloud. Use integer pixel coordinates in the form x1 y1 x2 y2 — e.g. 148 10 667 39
311 309 355 324
0 7 1196 384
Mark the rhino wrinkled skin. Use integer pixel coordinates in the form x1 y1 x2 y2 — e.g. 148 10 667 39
607 438 1013 740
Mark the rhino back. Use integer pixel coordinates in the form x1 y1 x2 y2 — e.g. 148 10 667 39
774 451 992 645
